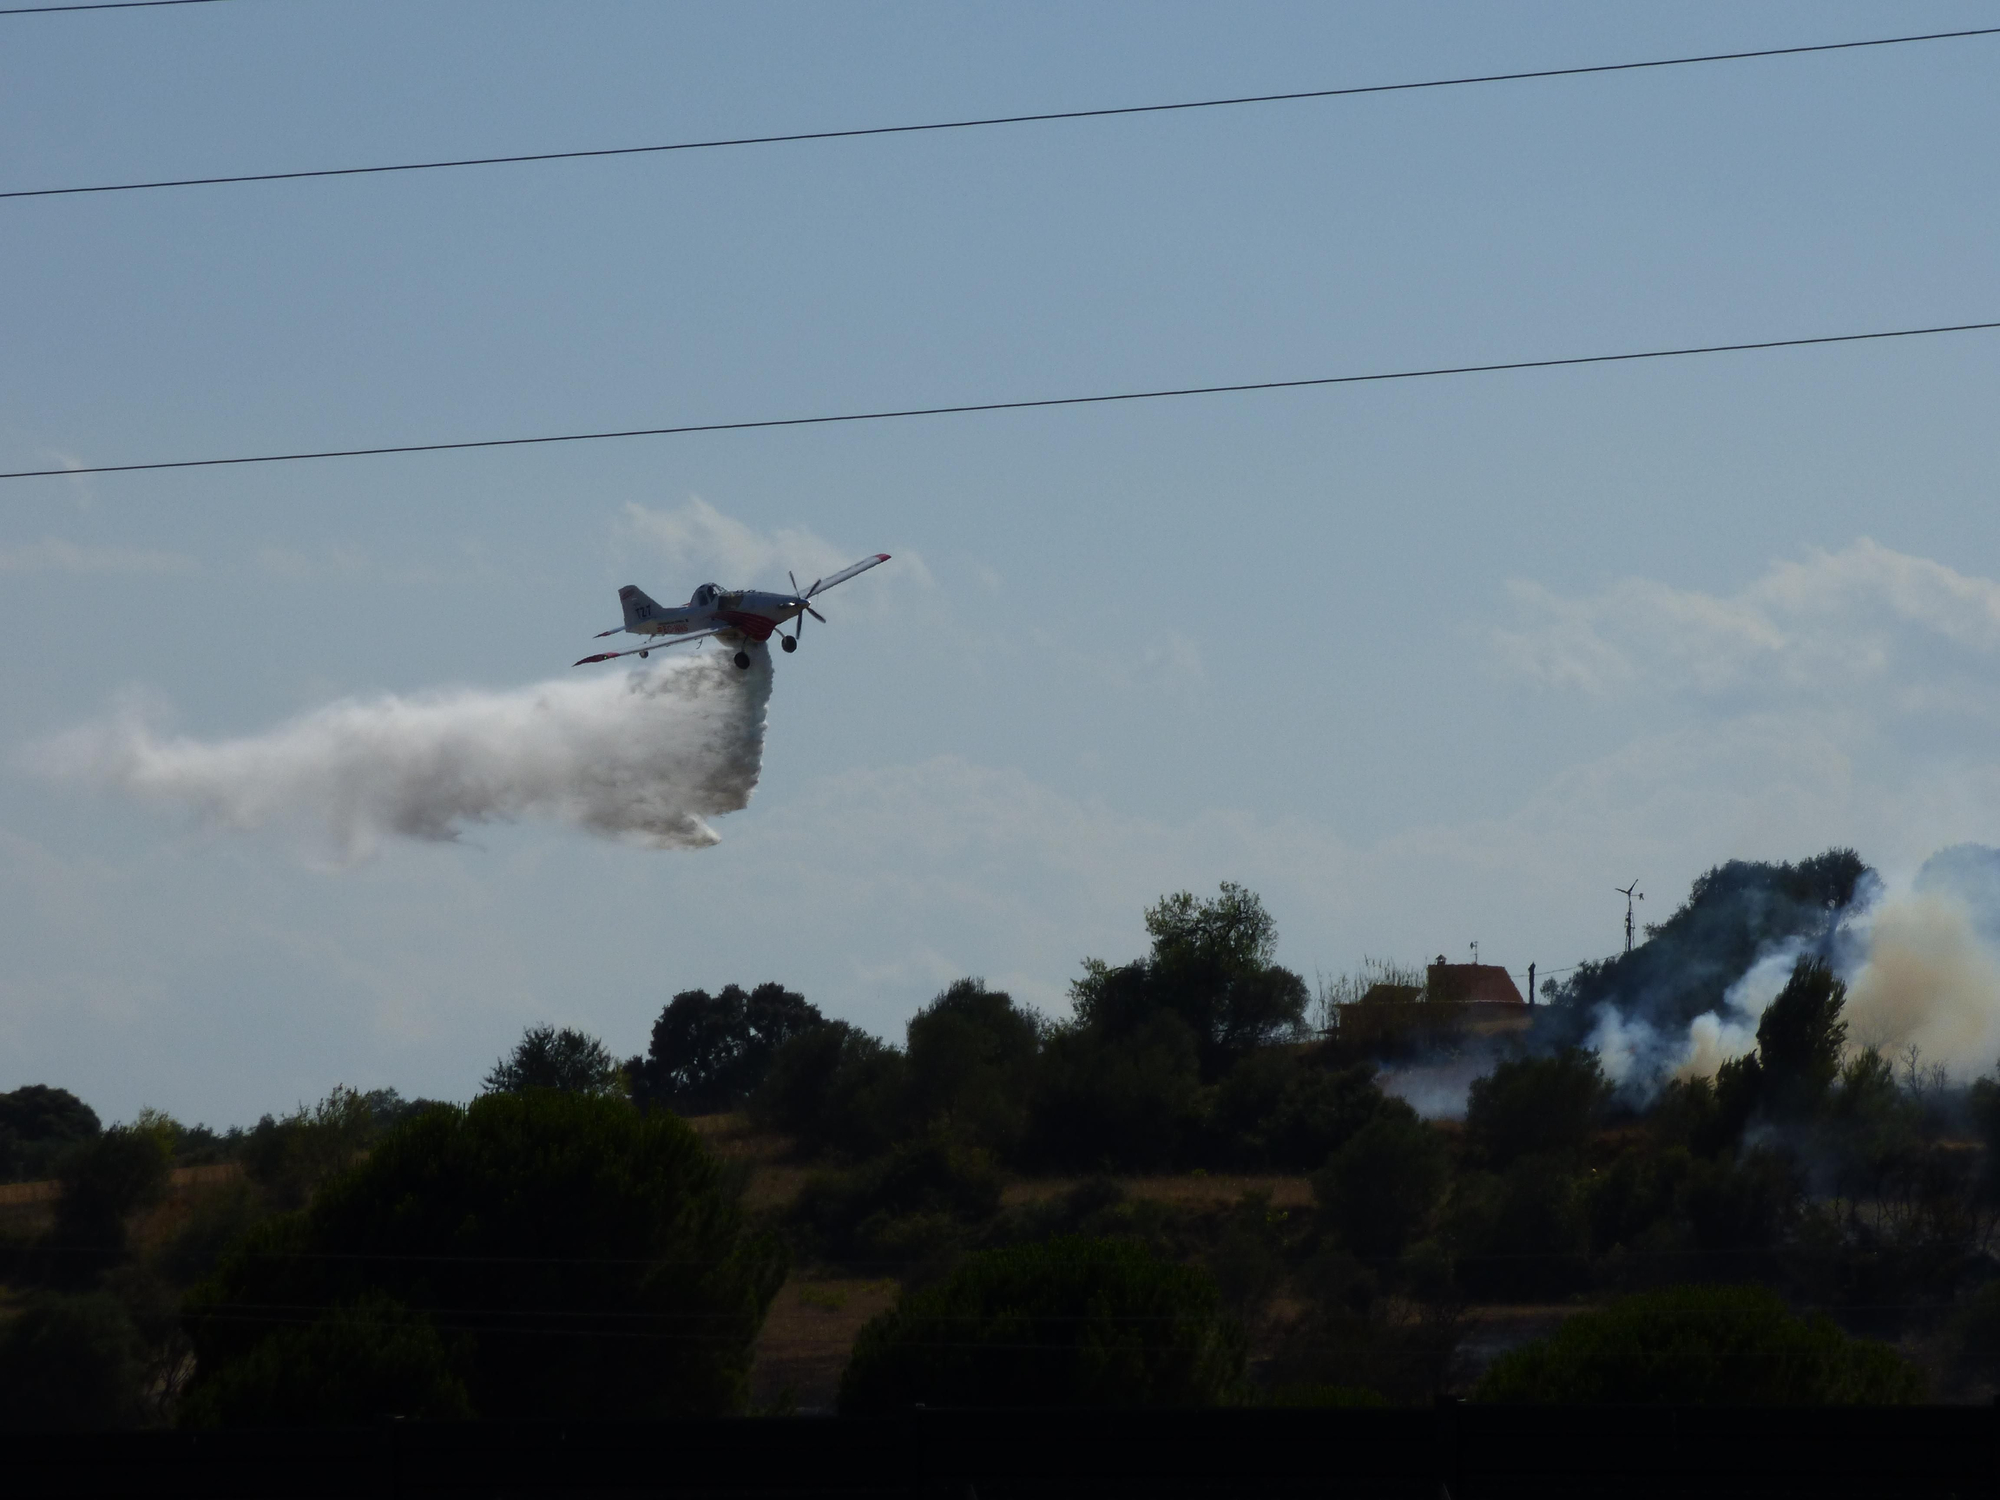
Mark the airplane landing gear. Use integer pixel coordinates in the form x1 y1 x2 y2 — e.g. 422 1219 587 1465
780 635 797 653
638 650 649 659
733 651 751 670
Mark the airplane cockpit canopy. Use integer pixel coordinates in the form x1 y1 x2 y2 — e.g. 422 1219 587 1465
691 583 720 606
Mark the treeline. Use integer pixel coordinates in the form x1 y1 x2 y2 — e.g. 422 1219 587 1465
4 864 1993 1426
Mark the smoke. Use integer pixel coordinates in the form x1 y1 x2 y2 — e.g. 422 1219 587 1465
34 650 772 860
1579 846 2000 1098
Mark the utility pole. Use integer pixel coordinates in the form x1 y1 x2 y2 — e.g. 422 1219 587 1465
1528 961 1536 1006
1616 881 1643 956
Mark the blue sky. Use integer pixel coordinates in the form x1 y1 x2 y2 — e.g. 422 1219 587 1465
4 1 1998 1125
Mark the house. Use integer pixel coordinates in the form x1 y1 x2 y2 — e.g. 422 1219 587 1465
1336 956 1532 1050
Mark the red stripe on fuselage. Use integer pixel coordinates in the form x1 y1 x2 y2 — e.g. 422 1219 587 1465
718 608 778 641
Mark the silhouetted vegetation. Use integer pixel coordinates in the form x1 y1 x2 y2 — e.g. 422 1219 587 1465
0 1085 100 1184
482 1024 621 1096
183 1091 786 1423
10 856 2000 1427
1476 1285 1923 1404
838 1237 1245 1412
629 983 823 1115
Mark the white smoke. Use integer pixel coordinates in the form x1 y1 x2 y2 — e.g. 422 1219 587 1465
1581 848 2000 1096
34 650 771 861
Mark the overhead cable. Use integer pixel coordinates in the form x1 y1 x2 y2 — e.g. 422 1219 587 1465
7 319 1996 482
1 0 235 14
5 25 1997 200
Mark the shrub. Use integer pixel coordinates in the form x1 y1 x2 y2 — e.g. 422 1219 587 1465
1451 1154 1591 1300
792 1132 1003 1266
1313 1105 1449 1263
240 1085 378 1211
838 1237 1245 1412
1464 1049 1609 1170
179 1296 472 1427
45 1121 173 1285
1212 1051 1388 1171
0 1291 147 1430
1023 1013 1206 1172
185 1091 786 1422
904 980 1040 1155
1475 1284 1923 1404
751 1022 910 1159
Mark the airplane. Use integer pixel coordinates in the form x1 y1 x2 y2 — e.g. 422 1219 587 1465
573 553 891 670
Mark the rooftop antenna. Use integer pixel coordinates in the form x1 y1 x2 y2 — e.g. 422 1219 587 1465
1470 940 1479 965
1616 880 1644 955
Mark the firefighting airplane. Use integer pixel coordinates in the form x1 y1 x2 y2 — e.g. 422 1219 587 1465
573 553 891 670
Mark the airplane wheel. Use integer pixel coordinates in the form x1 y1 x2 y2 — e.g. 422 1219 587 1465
733 651 751 670
781 636 797 653
639 650 649 659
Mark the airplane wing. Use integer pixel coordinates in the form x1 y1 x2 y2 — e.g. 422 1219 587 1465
804 553 891 598
573 628 727 666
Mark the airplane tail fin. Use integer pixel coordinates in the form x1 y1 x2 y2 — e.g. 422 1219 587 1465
617 585 662 631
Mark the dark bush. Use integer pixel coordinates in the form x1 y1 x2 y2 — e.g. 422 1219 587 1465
1212 1051 1389 1171
1464 1049 1609 1170
240 1085 378 1211
1475 1284 1923 1404
185 1091 786 1422
0 1291 148 1430
0 1085 101 1184
633 983 822 1115
179 1296 472 1427
838 1237 1245 1412
792 1132 1002 1266
1313 1104 1449 1263
46 1122 173 1285
1023 1013 1206 1172
1452 1154 1591 1300
751 1021 910 1159
903 979 1040 1155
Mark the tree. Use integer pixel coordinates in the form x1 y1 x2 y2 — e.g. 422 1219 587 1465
1024 1012 1206 1171
0 1291 148 1430
634 983 823 1115
751 1021 910 1159
1463 1049 1609 1170
839 1237 1245 1412
1754 956 1849 1118
1475 1284 1922 1404
0 1085 100 1183
45 1120 173 1285
1211 1052 1390 1171
239 1085 380 1210
482 1024 619 1096
184 1091 787 1422
1314 1104 1450 1262
1070 884 1309 1079
903 979 1040 1154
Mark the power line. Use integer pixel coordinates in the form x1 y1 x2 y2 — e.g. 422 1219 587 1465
6 25 1997 200
0 0 236 13
6 318 1995 483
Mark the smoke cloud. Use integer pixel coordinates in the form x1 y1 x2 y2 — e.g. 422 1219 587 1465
35 651 771 860
1580 846 2000 1099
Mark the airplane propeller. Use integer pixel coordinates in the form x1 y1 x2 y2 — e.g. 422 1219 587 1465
788 570 828 643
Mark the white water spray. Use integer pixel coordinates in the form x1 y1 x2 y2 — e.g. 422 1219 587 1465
35 651 771 860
